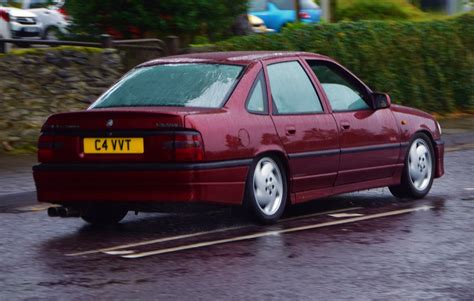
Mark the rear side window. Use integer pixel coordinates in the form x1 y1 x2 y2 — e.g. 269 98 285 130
301 0 319 9
270 0 294 10
246 72 268 114
267 61 323 114
29 0 54 8
91 64 244 109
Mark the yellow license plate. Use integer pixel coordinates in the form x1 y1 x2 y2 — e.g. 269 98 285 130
83 138 144 154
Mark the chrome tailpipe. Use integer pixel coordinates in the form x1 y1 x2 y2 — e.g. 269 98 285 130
48 206 80 218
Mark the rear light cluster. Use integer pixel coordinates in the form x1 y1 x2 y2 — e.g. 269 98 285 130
298 12 311 19
38 134 61 163
37 131 204 163
0 10 9 22
57 7 68 16
172 132 204 162
160 132 204 162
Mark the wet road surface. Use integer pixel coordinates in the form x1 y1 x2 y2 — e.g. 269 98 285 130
0 149 473 300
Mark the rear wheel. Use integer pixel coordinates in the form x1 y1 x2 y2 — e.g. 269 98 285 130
0 35 4 53
244 156 287 224
81 206 128 225
43 26 60 40
389 133 434 199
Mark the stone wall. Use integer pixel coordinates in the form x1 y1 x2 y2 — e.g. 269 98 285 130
0 46 124 153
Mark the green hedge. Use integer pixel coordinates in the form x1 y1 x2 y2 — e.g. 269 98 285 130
335 0 426 21
217 13 474 114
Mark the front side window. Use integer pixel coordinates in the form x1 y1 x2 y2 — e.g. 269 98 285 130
267 61 323 114
91 63 244 109
308 61 370 112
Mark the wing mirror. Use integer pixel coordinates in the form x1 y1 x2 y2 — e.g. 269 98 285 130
372 92 391 109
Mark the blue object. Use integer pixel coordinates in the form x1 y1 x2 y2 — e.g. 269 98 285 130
249 0 321 32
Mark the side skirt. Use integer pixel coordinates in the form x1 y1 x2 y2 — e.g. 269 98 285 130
292 174 402 204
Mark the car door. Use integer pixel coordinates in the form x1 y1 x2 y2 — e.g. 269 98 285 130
305 59 400 185
264 58 339 194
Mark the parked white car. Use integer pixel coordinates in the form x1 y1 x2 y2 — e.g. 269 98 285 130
0 5 42 44
1 0 68 39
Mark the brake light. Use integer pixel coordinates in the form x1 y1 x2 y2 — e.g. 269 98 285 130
58 7 68 16
174 132 204 162
0 10 10 22
38 134 54 163
298 12 311 19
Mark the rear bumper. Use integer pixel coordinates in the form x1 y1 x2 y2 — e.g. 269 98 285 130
33 160 251 206
434 140 444 178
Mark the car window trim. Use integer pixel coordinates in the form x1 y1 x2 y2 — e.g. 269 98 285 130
265 60 326 116
331 108 374 113
220 64 248 108
245 70 269 115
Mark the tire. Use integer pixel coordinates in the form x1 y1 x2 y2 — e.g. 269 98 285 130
389 133 435 199
81 206 128 225
0 35 4 53
43 27 60 41
244 156 288 224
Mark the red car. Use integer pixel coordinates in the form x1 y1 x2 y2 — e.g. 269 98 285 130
33 51 444 224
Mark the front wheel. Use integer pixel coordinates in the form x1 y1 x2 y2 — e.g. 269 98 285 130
244 156 288 224
81 206 128 225
389 133 435 199
43 27 60 40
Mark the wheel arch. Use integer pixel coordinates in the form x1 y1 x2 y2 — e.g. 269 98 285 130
416 129 436 146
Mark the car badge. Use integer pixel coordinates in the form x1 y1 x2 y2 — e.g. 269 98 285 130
106 119 114 127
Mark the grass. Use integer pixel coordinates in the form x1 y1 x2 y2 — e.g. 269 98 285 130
0 45 105 57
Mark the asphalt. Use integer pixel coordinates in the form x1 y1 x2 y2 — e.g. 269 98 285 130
0 149 472 300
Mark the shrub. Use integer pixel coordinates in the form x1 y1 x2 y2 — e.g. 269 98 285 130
336 0 426 21
216 13 474 114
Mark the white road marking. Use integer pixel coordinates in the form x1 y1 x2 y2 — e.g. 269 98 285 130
17 203 56 212
122 206 433 259
464 188 474 191
102 250 136 255
65 206 362 257
328 213 365 218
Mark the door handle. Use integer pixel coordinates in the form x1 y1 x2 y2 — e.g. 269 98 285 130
340 121 351 130
285 126 296 136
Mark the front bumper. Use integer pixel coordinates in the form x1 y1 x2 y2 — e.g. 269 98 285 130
434 140 444 178
33 160 250 207
10 22 42 39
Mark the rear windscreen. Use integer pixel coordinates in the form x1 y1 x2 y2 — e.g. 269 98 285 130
91 63 244 109
301 0 319 9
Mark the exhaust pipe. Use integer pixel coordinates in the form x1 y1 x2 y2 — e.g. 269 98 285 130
47 207 60 217
48 206 80 218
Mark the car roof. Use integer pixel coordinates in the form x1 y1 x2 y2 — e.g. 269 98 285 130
139 51 329 67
